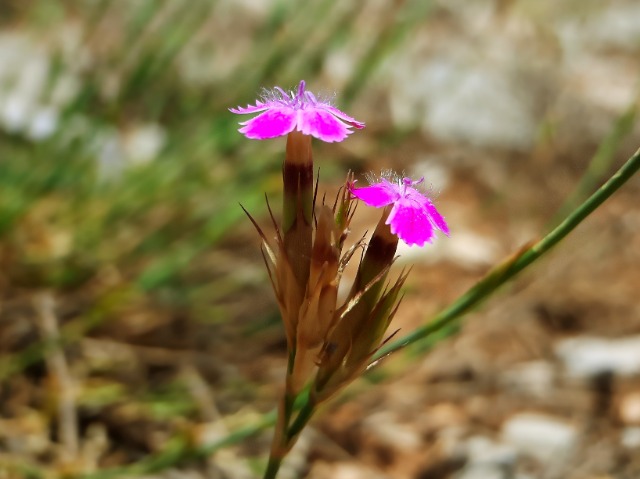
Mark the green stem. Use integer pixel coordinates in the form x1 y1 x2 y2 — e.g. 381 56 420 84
263 455 283 479
262 389 295 479
262 387 314 478
375 146 640 360
287 395 317 442
262 393 316 479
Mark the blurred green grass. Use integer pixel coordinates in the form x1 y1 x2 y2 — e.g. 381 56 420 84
1 1 639 478
0 1 431 475
0 0 424 294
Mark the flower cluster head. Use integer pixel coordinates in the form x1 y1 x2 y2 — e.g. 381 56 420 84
350 172 449 247
232 81 452 477
230 80 365 142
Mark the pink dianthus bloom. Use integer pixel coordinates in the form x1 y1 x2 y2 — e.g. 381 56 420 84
350 173 449 247
229 80 364 142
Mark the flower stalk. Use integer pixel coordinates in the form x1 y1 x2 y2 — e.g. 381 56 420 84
282 131 314 291
231 80 448 479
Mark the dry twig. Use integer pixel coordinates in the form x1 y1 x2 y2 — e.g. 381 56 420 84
34 292 79 461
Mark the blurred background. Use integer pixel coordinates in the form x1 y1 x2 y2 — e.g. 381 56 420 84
0 1 639 478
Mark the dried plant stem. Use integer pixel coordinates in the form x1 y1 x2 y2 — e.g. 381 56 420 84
264 371 298 478
34 293 79 461
180 364 218 422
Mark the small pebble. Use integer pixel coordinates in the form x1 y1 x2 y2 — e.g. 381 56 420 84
362 411 422 451
501 412 577 464
556 336 640 378
621 427 640 449
618 392 640 425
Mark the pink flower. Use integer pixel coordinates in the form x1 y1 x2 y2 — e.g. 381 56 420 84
229 80 364 142
350 173 449 247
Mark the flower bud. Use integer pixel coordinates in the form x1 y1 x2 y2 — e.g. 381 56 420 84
313 208 403 401
291 205 340 392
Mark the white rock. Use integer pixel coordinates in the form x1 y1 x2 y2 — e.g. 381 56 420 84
555 336 640 378
455 436 518 479
388 36 540 152
123 123 166 165
420 60 537 151
323 462 387 479
445 231 500 266
456 465 505 479
437 425 467 455
226 0 276 17
556 3 640 53
325 49 356 85
410 157 451 192
501 361 555 398
95 130 126 179
397 228 499 267
362 411 422 451
621 427 640 449
0 33 52 134
619 392 640 425
501 413 577 464
1 95 32 132
27 107 58 140
0 32 69 140
465 435 517 467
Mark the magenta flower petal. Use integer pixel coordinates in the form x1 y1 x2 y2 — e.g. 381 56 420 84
350 173 449 247
297 108 350 143
238 107 297 140
423 199 450 236
320 104 366 130
387 198 435 247
229 101 269 115
349 179 398 207
404 187 450 236
230 80 364 142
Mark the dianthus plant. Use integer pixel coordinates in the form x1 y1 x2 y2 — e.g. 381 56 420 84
231 80 448 479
